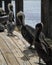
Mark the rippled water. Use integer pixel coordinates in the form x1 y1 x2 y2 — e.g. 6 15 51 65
25 20 41 28
24 0 41 28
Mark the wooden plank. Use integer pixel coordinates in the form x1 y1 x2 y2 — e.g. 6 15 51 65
12 31 39 65
4 0 11 14
0 33 19 65
0 36 11 65
12 38 39 65
0 0 2 7
0 50 7 65
0 31 45 65
14 31 48 64
13 31 48 65
14 31 31 47
3 32 32 65
0 32 31 65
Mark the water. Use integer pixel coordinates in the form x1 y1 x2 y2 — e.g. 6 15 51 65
24 0 41 28
25 20 41 28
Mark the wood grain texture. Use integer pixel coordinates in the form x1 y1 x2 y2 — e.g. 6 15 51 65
0 30 51 65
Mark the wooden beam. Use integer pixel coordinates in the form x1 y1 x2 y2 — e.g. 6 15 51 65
15 0 23 25
48 0 52 38
4 0 11 14
15 0 19 13
41 0 49 37
15 0 19 25
0 0 2 7
18 0 23 11
15 0 23 13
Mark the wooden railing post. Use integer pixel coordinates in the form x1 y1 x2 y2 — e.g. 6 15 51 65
4 0 11 14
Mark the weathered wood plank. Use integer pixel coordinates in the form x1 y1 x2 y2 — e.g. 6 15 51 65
0 36 11 65
12 31 39 65
0 33 19 65
0 50 7 65
1 32 31 65
0 30 46 65
12 39 39 65
14 31 44 64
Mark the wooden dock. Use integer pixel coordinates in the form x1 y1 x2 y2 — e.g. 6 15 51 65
0 30 51 65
